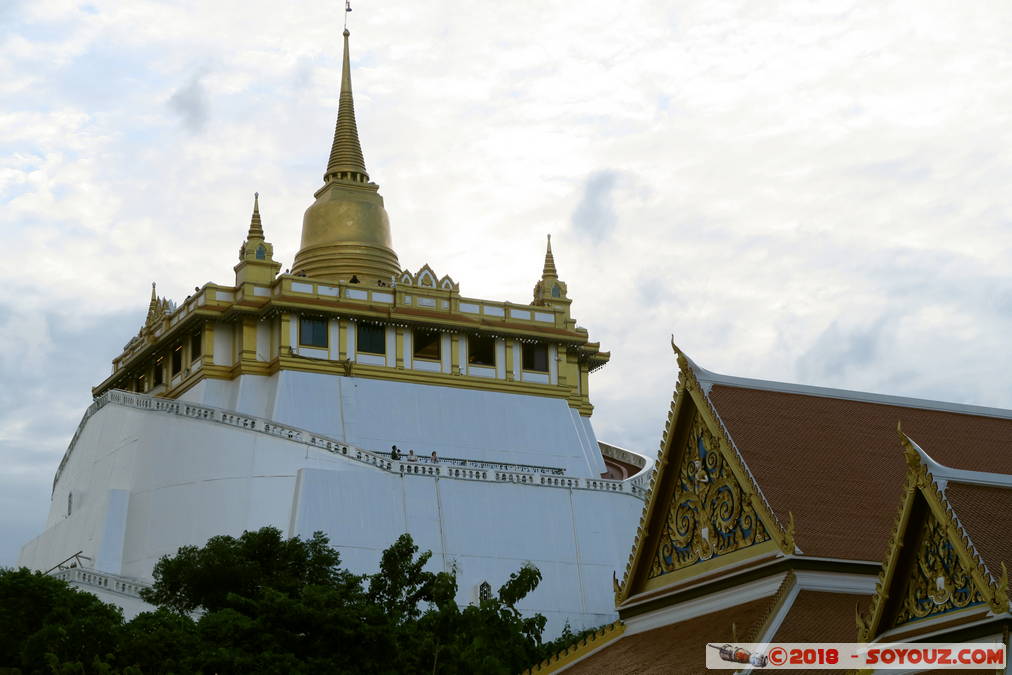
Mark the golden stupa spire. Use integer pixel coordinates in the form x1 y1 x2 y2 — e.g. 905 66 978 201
292 12 400 284
247 192 264 239
325 28 369 184
542 234 558 278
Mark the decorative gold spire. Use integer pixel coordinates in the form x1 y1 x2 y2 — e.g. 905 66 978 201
542 234 558 278
533 235 571 313
293 25 400 284
144 283 170 328
235 193 281 285
247 192 264 239
325 29 369 184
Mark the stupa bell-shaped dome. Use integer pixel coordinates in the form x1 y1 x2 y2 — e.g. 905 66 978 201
293 29 400 283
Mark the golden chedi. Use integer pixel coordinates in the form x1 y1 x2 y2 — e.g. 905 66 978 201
293 29 400 284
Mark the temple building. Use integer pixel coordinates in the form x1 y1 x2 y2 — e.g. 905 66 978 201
18 29 651 632
526 345 1012 673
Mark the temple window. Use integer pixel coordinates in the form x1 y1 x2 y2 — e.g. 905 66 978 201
522 343 549 372
358 323 386 355
414 330 441 361
551 284 561 298
134 375 145 392
468 334 495 366
67 492 73 517
300 318 328 348
190 331 202 361
153 358 164 386
171 345 182 375
255 245 266 260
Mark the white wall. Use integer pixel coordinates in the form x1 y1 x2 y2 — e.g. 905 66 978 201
289 467 642 634
20 401 642 637
184 372 605 476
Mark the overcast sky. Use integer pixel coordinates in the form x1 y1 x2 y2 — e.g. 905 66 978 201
3 1 1012 567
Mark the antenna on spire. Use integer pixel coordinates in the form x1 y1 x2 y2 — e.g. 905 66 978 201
344 0 352 30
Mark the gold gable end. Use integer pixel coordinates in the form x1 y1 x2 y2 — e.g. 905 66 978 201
647 410 772 580
615 348 789 605
885 500 985 630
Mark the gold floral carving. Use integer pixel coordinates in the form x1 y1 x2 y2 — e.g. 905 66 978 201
892 510 984 626
648 413 770 578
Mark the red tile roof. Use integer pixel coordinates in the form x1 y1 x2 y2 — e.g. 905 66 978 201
564 596 774 675
773 591 867 643
944 481 1012 580
707 383 1012 561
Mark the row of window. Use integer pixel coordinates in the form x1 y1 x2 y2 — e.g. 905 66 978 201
135 331 202 391
298 319 550 372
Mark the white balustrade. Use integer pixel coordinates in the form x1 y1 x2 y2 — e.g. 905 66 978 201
55 390 647 500
52 567 148 598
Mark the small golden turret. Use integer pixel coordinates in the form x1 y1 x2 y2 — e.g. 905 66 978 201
542 234 559 278
235 192 281 286
534 235 571 317
247 191 265 239
293 29 400 285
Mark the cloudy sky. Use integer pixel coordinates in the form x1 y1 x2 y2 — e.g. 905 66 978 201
3 0 1012 567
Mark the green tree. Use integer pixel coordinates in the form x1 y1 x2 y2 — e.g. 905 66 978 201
0 567 122 673
139 527 551 673
412 564 549 674
2 529 553 674
140 527 348 614
113 608 197 674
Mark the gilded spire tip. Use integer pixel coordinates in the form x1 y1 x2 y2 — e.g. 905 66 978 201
248 192 264 239
542 234 558 278
325 4 368 183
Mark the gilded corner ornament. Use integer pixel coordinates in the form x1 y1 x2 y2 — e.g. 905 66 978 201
784 511 797 553
992 562 1010 613
855 601 869 641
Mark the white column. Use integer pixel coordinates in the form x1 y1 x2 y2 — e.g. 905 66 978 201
495 340 506 379
386 327 396 367
440 334 452 373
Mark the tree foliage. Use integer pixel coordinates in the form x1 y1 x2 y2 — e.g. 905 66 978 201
1 528 563 674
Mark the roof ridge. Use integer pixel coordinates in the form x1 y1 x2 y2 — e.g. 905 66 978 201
694 364 1012 421
746 571 797 643
903 429 1012 488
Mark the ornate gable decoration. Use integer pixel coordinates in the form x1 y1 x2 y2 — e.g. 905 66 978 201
889 507 984 627
859 429 1009 641
396 265 458 291
648 410 771 578
141 282 175 333
615 342 790 604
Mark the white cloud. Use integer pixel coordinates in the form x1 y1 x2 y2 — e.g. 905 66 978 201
4 0 1012 564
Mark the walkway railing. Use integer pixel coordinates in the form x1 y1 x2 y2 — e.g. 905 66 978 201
397 455 564 476
52 566 147 599
54 390 647 500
